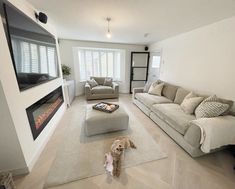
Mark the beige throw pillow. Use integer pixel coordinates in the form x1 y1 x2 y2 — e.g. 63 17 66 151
87 78 98 88
195 95 230 118
181 92 204 114
148 83 164 96
103 78 113 87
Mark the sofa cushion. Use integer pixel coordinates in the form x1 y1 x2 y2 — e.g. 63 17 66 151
103 78 113 87
174 87 190 104
180 92 204 114
143 80 161 92
90 77 106 85
87 79 98 88
135 93 172 108
219 98 234 115
91 86 114 94
195 95 230 118
151 103 196 135
148 83 164 96
162 82 178 101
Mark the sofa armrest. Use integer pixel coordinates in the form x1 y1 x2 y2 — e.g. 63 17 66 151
185 116 235 153
85 82 91 96
184 123 201 148
112 82 119 94
132 87 144 100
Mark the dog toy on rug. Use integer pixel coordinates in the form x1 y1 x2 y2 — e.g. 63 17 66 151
104 152 114 175
104 137 136 177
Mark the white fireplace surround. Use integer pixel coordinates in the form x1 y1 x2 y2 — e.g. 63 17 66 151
0 0 65 175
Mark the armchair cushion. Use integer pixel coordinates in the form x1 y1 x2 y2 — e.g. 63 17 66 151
103 78 113 87
87 78 98 88
91 86 114 94
90 77 105 85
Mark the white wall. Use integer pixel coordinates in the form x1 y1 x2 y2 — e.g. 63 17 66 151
0 0 65 174
59 39 145 95
149 16 235 101
0 82 27 174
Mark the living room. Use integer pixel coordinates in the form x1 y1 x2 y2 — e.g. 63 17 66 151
0 0 235 189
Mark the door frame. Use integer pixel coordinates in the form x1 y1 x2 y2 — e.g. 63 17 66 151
129 51 150 94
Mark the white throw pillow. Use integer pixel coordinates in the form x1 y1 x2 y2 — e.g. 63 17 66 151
180 92 204 114
148 83 164 96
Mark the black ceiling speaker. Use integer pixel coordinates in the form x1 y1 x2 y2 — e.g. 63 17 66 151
145 46 149 51
35 12 48 24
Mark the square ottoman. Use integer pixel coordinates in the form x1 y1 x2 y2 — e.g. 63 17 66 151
85 105 129 136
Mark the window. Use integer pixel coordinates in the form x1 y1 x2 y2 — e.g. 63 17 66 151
11 36 57 77
76 48 124 81
152 55 161 68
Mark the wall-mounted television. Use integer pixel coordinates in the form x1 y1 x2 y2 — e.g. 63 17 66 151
0 1 59 91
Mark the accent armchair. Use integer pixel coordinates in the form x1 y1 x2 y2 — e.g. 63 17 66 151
85 77 119 100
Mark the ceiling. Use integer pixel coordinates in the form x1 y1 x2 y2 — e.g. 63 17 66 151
27 0 235 45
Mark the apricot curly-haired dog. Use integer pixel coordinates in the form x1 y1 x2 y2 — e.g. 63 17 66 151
110 137 136 177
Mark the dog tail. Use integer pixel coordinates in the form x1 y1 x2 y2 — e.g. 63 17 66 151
129 140 137 149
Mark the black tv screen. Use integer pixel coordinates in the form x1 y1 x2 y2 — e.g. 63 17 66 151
1 1 59 91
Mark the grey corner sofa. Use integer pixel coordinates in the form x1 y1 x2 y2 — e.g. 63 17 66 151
85 77 119 100
132 80 235 157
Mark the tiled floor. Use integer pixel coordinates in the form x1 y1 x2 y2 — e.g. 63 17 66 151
14 95 235 189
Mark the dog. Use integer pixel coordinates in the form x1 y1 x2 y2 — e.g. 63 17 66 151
110 137 136 177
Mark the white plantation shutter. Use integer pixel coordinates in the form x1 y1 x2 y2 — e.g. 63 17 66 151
39 46 48 73
47 47 56 77
76 48 124 81
30 43 39 73
11 37 57 76
21 42 30 72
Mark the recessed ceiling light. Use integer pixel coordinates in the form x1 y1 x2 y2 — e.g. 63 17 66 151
144 33 149 38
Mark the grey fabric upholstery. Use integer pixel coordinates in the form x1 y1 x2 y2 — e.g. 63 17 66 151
133 99 151 116
162 82 178 101
85 77 119 100
184 123 201 148
132 87 144 101
91 86 114 94
149 112 205 157
132 80 232 157
90 76 106 85
174 87 190 104
135 93 172 108
151 104 195 135
85 106 129 136
103 78 113 87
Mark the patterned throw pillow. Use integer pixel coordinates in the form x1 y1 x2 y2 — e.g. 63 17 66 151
103 78 113 87
195 95 229 118
87 78 98 88
180 92 204 114
148 83 164 96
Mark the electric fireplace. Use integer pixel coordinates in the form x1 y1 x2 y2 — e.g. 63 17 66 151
26 86 64 140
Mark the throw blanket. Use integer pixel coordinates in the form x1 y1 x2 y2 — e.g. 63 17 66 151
190 116 235 153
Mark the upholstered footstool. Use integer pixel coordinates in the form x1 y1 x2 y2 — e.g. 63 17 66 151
85 105 129 136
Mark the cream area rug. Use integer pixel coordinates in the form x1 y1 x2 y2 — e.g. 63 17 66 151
44 104 167 188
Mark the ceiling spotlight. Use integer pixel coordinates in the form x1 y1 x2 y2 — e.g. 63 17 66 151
106 17 111 38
